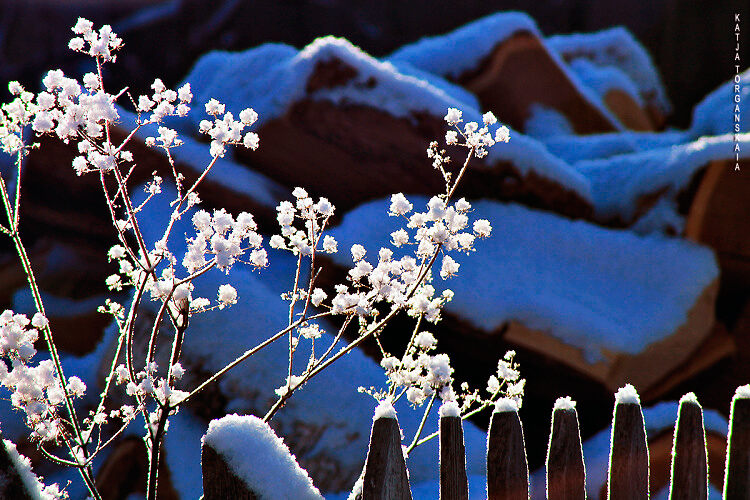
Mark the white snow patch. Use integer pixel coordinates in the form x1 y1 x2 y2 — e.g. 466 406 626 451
523 104 575 139
328 197 718 361
615 384 641 405
182 37 480 129
734 384 750 400
389 11 625 132
547 26 671 115
568 58 644 106
577 133 750 223
178 34 592 202
542 130 686 164
438 401 461 418
553 396 577 411
373 399 397 420
203 414 323 499
389 11 540 79
679 392 700 406
2 439 57 499
689 68 750 137
494 398 519 413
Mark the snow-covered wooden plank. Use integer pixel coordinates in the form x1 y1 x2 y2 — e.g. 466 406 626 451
723 386 750 498
201 414 323 500
486 400 528 500
439 404 468 500
607 386 649 499
201 443 258 500
362 403 411 500
546 398 585 499
668 393 708 499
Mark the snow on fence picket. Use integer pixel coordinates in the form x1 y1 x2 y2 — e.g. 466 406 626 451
197 385 750 500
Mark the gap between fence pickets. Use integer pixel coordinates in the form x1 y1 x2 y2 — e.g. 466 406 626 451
194 385 750 499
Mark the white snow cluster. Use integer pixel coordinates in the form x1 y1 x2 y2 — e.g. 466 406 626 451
614 384 641 405
494 398 519 413
373 399 397 420
438 401 461 418
553 396 577 411
734 384 750 400
678 392 700 406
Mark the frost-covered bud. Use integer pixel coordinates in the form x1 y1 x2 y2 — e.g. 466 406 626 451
205 98 224 116
243 132 259 150
473 219 492 238
407 387 425 405
72 17 94 35
310 288 327 307
31 313 49 329
249 248 268 268
482 111 497 126
171 363 185 380
440 255 460 279
269 235 285 249
445 130 458 145
389 193 413 217
217 284 237 308
351 244 366 262
322 235 338 253
390 229 408 247
444 108 462 125
239 108 258 125
67 376 86 397
177 83 193 103
315 197 334 216
495 125 510 143
414 331 436 350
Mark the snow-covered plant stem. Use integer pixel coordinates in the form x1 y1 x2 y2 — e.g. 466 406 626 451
0 146 101 498
0 16 520 499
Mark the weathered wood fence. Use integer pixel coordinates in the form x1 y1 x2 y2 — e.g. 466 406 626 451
201 387 750 500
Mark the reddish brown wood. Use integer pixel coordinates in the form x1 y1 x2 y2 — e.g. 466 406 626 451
201 442 258 500
487 410 528 500
669 398 708 499
362 418 412 500
547 408 586 500
440 415 469 500
607 402 649 499
724 396 750 499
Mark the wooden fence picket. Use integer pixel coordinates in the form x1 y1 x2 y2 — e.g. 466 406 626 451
723 392 750 499
189 387 750 500
439 414 469 500
607 401 649 499
668 395 708 499
486 404 528 500
201 441 258 500
362 416 412 500
546 403 586 500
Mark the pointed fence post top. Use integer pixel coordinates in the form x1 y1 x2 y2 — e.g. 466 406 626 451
487 398 528 500
724 385 750 499
363 400 412 500
669 392 708 500
608 384 649 500
547 396 585 500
